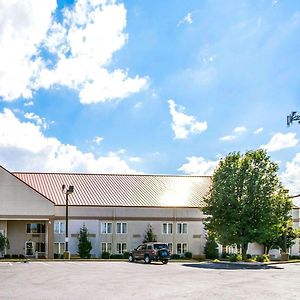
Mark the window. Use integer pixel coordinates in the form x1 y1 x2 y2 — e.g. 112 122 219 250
54 242 65 254
26 223 45 234
54 221 65 234
168 243 173 254
116 223 127 234
101 242 112 253
177 223 187 234
162 223 172 234
177 243 188 255
36 242 46 253
101 222 112 234
116 243 127 254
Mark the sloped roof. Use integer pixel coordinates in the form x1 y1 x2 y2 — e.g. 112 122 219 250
13 172 211 208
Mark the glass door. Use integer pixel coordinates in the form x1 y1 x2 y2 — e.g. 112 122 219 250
25 241 34 256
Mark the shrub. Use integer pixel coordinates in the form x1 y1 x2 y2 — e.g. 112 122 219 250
11 254 18 259
213 259 220 263
101 252 110 259
204 236 219 259
18 254 25 259
221 252 229 259
246 254 252 259
4 254 10 259
110 254 124 259
123 252 129 259
184 252 193 259
290 255 300 260
255 254 270 262
228 254 242 262
171 254 180 260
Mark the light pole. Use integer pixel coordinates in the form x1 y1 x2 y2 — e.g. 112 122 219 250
62 184 74 258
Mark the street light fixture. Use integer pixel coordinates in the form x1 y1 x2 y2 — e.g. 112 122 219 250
62 184 74 259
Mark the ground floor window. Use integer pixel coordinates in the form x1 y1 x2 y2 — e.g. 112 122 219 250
101 242 112 253
36 242 46 253
177 243 188 255
54 242 65 254
168 243 173 254
116 243 127 254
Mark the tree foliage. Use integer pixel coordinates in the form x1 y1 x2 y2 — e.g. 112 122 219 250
203 149 293 260
143 224 157 243
0 232 9 253
77 225 92 259
204 235 219 259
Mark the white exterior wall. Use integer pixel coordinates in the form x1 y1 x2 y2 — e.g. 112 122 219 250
53 206 206 257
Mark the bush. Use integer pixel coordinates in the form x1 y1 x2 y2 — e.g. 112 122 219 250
110 254 124 259
123 252 129 259
18 254 25 259
204 236 219 259
171 254 180 260
255 254 270 262
101 251 110 259
246 254 252 259
54 253 63 259
184 252 193 259
289 255 300 260
221 252 229 259
4 254 10 259
11 254 19 259
228 254 242 262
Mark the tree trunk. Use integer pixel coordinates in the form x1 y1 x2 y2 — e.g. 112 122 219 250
241 242 248 260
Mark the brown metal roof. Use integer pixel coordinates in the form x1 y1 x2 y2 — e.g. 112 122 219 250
12 172 211 208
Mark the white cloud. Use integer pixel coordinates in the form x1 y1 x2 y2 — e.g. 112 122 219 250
220 126 247 142
168 99 207 139
178 12 193 27
93 136 103 145
24 112 49 130
281 153 300 206
254 127 263 134
261 132 298 152
0 0 147 103
0 108 136 173
129 156 142 163
178 156 218 176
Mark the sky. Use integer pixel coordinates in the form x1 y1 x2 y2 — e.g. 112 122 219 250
1 0 300 204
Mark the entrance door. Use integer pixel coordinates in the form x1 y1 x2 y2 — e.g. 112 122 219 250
25 241 34 256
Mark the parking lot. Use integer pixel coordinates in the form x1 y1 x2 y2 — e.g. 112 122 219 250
1 261 300 299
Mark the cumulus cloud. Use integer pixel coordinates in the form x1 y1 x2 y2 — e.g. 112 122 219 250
0 0 147 103
178 12 193 27
168 99 207 139
254 127 263 134
220 126 247 141
261 132 298 152
0 108 136 173
178 156 218 176
281 153 300 206
24 112 49 130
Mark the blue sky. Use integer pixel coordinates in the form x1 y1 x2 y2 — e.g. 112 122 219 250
0 0 300 200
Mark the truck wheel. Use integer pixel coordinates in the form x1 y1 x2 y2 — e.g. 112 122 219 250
162 259 168 264
128 254 134 262
144 255 151 264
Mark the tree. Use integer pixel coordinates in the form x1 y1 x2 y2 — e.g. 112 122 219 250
204 235 219 259
203 149 293 260
77 225 92 258
0 232 9 255
143 224 157 243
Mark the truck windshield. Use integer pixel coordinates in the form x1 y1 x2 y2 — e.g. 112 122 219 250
154 244 168 250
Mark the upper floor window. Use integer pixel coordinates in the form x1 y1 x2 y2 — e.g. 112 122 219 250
26 223 45 234
177 223 187 234
162 223 172 234
116 223 127 234
101 222 112 234
54 221 65 234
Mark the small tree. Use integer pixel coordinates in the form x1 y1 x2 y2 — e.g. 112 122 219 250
204 235 219 259
143 224 157 243
0 232 9 255
78 225 92 258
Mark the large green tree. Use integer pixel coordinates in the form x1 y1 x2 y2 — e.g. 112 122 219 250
203 149 293 260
